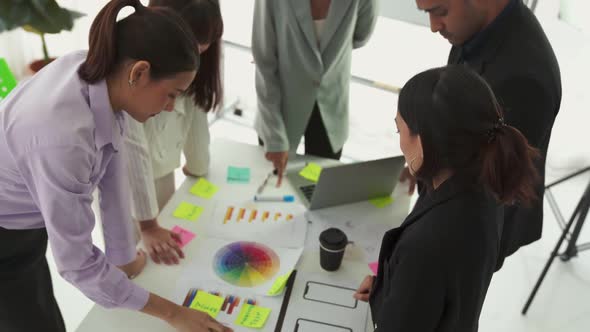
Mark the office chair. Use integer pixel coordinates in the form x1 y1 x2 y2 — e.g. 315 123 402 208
522 166 590 314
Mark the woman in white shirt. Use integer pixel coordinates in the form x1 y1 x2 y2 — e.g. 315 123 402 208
125 0 223 265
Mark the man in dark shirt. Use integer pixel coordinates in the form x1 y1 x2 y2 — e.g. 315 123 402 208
415 0 562 270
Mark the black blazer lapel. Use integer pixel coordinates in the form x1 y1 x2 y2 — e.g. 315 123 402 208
371 178 468 296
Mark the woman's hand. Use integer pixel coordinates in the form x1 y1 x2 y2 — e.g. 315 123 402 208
140 219 184 265
169 306 232 332
353 275 374 302
117 249 147 279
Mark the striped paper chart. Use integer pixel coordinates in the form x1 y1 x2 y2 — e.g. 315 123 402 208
209 201 308 248
223 206 294 224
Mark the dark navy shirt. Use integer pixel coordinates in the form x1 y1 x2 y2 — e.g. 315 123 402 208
460 0 519 62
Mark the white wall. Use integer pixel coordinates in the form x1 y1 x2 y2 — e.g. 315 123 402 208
559 0 590 32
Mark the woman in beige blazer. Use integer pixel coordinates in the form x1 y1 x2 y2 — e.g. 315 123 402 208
125 0 223 265
253 0 377 184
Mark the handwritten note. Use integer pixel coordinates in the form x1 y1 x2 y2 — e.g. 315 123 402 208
235 304 271 329
227 166 251 183
267 271 292 296
369 196 394 208
369 261 379 275
173 202 204 221
299 163 322 183
190 178 219 199
171 226 196 248
189 291 224 318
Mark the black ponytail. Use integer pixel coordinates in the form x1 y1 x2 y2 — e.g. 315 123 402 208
79 0 198 83
399 65 541 206
479 124 540 206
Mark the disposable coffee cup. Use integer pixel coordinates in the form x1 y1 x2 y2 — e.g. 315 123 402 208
319 228 348 271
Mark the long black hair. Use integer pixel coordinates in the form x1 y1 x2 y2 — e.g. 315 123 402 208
150 0 224 111
398 65 540 205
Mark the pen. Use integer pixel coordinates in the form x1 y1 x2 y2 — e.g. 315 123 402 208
254 195 295 202
256 169 277 194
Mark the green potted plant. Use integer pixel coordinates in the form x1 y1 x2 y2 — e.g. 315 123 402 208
0 0 84 73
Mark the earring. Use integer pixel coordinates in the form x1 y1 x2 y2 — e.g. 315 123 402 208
128 79 136 87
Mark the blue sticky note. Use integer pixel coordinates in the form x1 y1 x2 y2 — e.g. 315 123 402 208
227 166 251 183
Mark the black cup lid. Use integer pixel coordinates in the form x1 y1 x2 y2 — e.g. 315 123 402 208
320 228 348 250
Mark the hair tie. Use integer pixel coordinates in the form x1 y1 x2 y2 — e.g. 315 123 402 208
487 117 506 143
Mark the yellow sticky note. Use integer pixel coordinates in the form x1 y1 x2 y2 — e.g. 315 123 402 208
173 202 204 221
235 304 271 329
189 291 224 318
299 163 322 183
267 271 292 296
369 196 394 208
190 178 219 199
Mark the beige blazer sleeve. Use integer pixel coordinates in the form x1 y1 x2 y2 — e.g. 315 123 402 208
353 0 378 49
252 0 290 152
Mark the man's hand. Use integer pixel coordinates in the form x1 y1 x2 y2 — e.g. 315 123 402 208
265 151 288 186
399 166 417 195
140 219 185 265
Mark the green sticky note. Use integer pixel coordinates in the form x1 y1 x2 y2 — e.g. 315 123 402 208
190 178 219 199
267 271 292 296
235 304 271 329
227 166 251 183
0 58 18 100
369 196 394 208
173 201 204 221
189 291 224 318
299 163 322 183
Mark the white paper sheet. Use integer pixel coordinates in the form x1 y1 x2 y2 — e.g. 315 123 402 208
175 237 303 297
281 272 369 332
205 200 308 248
305 210 392 263
172 278 284 332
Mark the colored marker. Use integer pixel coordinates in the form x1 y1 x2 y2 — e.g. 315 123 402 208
254 195 295 202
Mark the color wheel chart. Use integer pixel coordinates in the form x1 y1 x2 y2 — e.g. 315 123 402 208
213 242 280 288
223 206 294 224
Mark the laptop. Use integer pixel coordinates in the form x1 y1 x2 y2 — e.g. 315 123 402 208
286 156 406 210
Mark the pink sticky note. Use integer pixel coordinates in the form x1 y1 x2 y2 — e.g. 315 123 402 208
171 226 196 248
369 262 379 275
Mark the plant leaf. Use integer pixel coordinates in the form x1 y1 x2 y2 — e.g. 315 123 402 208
0 0 84 34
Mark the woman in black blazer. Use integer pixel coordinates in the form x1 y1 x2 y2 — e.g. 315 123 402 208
354 65 539 331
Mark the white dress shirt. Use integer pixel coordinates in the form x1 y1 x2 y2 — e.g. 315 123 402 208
125 95 210 221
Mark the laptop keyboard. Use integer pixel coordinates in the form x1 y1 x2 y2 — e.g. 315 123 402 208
300 184 316 201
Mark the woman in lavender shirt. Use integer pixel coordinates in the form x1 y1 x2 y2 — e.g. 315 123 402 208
0 0 230 331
